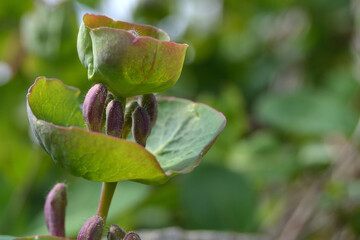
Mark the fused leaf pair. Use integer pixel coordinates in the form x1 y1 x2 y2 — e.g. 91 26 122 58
27 77 226 184
77 14 188 98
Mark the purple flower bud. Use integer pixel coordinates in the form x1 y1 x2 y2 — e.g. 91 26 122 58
139 94 158 127
123 232 141 240
132 106 151 147
77 216 104 240
83 84 107 132
44 183 67 237
122 101 139 139
107 224 126 240
106 100 124 138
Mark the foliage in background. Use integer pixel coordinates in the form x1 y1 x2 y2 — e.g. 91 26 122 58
1 0 360 239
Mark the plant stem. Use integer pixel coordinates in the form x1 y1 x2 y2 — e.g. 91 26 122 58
96 97 127 224
96 182 117 223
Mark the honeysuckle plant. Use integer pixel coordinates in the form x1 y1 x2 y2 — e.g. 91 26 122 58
10 14 226 240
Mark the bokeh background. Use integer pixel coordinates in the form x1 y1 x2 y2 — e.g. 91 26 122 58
1 0 360 239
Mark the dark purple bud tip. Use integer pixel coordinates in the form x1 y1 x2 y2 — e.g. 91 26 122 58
123 232 141 240
77 216 104 240
106 100 124 138
83 84 107 132
44 183 67 237
107 224 126 240
132 106 151 147
122 101 139 139
139 94 158 127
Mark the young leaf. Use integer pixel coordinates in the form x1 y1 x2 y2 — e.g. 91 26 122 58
77 14 188 98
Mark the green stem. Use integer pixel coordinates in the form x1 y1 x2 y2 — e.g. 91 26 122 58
119 96 127 111
96 97 127 224
96 182 117 223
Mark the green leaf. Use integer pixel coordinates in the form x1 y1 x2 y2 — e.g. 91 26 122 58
27 77 84 128
82 14 170 41
254 91 358 137
27 77 166 184
77 14 188 98
147 97 226 174
180 164 257 231
27 77 226 184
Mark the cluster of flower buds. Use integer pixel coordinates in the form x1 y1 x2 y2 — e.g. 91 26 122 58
82 84 158 147
78 217 141 240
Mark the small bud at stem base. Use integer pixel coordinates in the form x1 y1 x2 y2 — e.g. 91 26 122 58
77 216 104 240
107 224 126 240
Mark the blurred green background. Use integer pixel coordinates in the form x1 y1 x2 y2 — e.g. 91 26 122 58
1 0 360 239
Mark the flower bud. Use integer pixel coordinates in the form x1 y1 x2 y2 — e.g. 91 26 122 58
44 183 67 237
139 94 158 127
107 224 126 240
106 100 124 138
77 216 104 240
123 232 141 240
83 84 107 132
132 106 151 147
122 101 139 139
